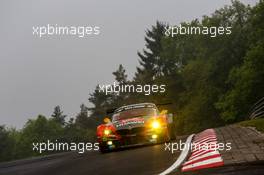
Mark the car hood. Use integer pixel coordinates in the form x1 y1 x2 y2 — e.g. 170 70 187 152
113 117 149 130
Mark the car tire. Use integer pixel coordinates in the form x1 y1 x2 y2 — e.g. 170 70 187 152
99 143 109 153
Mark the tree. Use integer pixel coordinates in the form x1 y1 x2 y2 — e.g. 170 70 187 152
51 105 67 126
75 104 89 129
88 85 116 125
112 64 128 84
216 1 264 122
112 64 134 105
0 126 16 162
16 115 64 158
135 21 167 82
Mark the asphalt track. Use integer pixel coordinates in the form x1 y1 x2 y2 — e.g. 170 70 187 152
0 143 181 175
1 131 264 175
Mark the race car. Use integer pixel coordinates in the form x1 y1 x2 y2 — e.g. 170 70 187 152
96 103 173 152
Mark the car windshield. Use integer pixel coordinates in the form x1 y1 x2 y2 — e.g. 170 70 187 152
112 107 158 121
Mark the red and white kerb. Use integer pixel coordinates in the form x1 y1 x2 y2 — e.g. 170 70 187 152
181 129 224 172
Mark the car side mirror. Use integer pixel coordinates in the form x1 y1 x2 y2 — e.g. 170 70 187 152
103 117 111 124
160 109 168 115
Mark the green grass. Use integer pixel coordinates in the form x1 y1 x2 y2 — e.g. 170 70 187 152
238 118 264 132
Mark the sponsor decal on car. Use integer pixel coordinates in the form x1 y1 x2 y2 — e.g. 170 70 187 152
114 117 145 128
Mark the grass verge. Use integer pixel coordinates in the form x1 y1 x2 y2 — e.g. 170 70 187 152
238 118 264 132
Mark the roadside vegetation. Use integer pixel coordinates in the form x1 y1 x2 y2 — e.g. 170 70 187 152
1 0 264 162
0 105 94 162
239 118 264 132
86 0 264 134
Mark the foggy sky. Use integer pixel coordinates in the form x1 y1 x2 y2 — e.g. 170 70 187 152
0 0 258 128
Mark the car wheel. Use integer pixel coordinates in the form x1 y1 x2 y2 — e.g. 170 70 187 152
99 143 109 153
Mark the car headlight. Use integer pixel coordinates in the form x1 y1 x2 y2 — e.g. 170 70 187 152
151 121 160 129
104 129 111 135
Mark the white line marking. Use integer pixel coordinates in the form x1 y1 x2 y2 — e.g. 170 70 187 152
159 134 194 175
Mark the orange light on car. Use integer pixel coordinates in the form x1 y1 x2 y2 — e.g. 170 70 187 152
104 129 111 135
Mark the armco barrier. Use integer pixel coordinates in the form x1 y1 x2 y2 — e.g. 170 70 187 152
249 97 264 119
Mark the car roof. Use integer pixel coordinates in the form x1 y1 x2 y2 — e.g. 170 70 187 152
114 103 157 113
